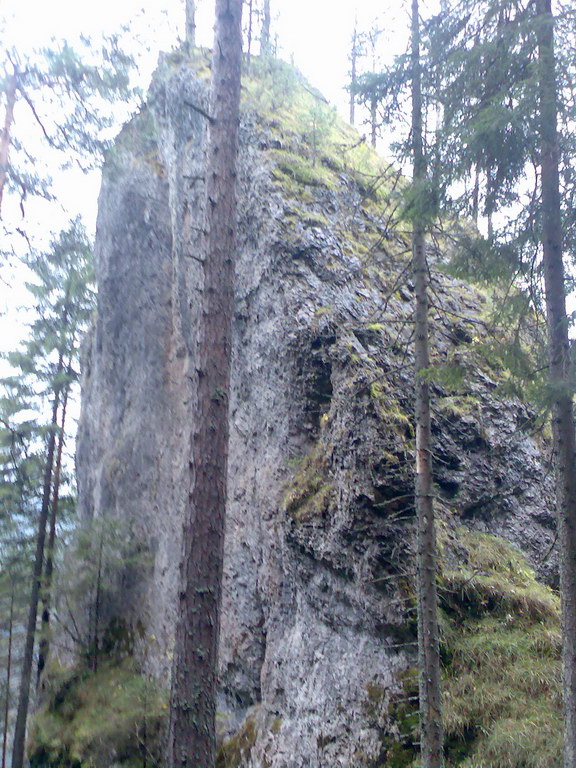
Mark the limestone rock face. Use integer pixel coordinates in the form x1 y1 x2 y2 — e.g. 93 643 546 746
76 57 557 766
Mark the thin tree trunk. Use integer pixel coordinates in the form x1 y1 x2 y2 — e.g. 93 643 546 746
37 380 70 686
486 166 495 239
472 165 480 225
11 354 64 768
536 2 576 765
261 0 271 55
92 527 104 673
186 0 196 48
0 74 17 219
349 23 358 126
168 0 243 765
370 97 377 148
2 585 14 768
411 1 444 766
246 0 253 69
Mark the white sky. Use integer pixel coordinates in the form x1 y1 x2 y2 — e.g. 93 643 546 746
1 0 412 236
0 0 414 407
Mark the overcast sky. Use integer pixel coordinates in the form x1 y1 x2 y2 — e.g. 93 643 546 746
0 0 415 262
3 0 416 135
0 0 425 354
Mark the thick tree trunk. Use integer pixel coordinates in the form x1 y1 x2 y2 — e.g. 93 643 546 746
186 0 196 48
2 586 14 768
11 355 64 768
168 0 243 766
261 0 271 55
0 74 17 219
37 381 70 686
536 2 576 765
411 1 444 766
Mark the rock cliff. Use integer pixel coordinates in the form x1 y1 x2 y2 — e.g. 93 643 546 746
49 54 561 767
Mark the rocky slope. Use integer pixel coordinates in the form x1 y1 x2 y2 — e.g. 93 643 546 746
38 53 562 768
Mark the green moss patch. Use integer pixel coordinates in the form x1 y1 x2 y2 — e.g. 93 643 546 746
29 659 167 768
270 150 337 189
441 529 562 767
282 446 335 522
216 716 257 768
369 530 561 767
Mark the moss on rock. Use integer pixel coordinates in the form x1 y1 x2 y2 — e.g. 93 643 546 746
282 445 335 522
363 529 561 768
216 716 257 768
29 659 167 768
440 529 562 767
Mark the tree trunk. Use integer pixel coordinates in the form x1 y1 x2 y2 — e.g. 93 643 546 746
370 97 377 148
349 23 358 126
11 355 64 768
0 74 17 219
168 0 243 766
411 1 444 766
186 0 196 48
91 527 104 673
246 0 253 69
536 2 576 765
261 0 271 55
2 585 14 768
37 380 70 686
472 165 480 225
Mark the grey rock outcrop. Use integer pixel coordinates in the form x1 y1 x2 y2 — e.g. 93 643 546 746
76 55 557 766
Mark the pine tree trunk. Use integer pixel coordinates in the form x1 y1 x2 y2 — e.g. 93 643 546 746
11 355 64 768
2 586 14 768
92 530 104 672
261 0 271 55
0 74 17 219
536 2 576 765
472 165 480 225
37 381 70 686
186 0 196 48
246 0 254 68
411 1 444 766
349 24 358 126
168 0 243 765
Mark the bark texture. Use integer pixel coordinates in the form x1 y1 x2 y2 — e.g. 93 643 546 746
536 2 576 765
411 1 444 765
168 1 243 766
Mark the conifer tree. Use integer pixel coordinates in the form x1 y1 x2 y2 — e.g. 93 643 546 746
5 221 94 768
168 0 243 766
352 4 445 762
424 2 576 761
0 35 134 222
535 1 576 762
410 1 443 764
